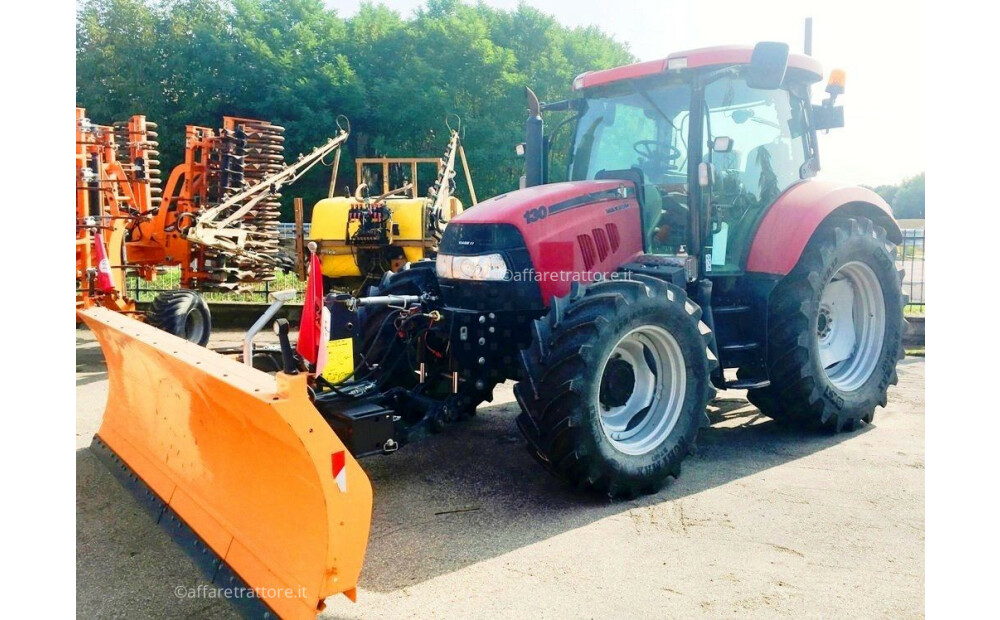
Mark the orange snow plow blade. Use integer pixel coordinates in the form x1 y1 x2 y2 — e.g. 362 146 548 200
79 307 373 619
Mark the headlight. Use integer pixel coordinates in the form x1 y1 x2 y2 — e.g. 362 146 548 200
436 253 509 281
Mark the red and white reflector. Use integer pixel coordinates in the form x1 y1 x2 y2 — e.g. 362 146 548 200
331 451 347 492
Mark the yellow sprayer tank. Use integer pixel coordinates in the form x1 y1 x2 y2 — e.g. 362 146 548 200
309 196 462 280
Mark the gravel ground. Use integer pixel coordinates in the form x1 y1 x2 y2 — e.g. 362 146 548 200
76 328 924 618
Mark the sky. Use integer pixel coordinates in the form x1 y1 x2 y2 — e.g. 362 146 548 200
325 0 924 186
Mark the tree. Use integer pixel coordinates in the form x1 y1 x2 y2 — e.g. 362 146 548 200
891 173 925 220
76 0 635 217
867 173 925 220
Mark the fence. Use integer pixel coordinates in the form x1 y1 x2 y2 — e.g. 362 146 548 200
126 268 307 304
127 229 309 303
126 226 926 312
277 222 310 239
896 228 924 314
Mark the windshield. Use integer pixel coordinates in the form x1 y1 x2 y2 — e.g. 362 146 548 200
568 81 692 186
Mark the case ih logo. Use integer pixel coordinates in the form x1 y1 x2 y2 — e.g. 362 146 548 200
331 451 347 492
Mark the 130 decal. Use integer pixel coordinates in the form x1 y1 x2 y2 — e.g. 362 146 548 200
523 206 548 224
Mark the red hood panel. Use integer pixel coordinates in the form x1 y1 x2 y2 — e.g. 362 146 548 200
455 180 627 225
455 180 644 303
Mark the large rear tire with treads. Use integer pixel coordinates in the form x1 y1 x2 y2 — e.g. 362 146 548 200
147 290 211 346
747 217 905 432
515 276 717 499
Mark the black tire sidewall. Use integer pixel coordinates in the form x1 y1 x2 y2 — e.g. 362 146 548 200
357 261 437 387
806 229 903 412
149 290 211 347
577 291 709 485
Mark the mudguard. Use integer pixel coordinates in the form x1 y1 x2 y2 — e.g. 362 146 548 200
79 307 373 619
745 180 901 276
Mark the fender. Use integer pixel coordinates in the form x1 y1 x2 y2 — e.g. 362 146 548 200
745 180 902 276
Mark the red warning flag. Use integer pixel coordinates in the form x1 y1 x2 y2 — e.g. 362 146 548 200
296 249 324 366
93 232 115 293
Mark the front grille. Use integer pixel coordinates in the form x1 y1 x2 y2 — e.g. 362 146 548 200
438 223 544 312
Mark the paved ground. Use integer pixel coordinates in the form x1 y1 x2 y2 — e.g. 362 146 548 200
77 329 924 618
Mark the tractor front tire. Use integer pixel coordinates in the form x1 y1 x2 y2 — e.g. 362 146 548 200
147 290 211 347
747 217 905 432
515 276 717 499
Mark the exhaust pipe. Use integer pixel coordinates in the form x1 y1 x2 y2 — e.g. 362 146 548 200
523 87 544 188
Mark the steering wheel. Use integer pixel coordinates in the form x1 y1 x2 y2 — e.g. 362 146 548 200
633 140 681 163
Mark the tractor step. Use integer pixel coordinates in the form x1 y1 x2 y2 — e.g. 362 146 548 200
713 304 752 315
725 378 771 390
720 341 760 353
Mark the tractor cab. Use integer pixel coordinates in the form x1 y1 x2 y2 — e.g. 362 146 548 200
527 43 845 278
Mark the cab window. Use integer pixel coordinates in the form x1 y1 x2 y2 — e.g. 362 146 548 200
703 77 809 271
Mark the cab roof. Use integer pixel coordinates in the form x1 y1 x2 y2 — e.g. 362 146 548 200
572 45 824 91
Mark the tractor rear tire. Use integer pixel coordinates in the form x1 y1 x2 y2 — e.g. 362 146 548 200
514 276 717 499
147 290 211 347
747 217 905 432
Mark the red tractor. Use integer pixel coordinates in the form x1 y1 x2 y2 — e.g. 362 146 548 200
81 40 907 613
349 41 904 497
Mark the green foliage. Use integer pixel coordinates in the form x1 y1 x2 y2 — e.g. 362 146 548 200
868 173 925 220
76 0 635 218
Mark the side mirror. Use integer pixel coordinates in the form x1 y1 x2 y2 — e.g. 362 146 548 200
711 136 734 153
747 42 789 90
812 104 844 130
814 68 847 131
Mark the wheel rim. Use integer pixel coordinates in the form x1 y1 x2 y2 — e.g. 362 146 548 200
597 325 686 456
816 261 886 392
184 311 206 344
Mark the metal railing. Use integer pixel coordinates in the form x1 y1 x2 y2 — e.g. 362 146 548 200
277 222 309 239
125 271 307 303
896 228 924 314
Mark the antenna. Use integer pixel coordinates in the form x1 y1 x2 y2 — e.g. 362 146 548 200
804 17 813 56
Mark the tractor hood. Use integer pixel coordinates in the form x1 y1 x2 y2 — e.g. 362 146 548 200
454 180 630 228
449 180 644 304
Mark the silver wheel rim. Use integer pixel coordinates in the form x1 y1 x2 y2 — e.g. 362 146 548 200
816 261 886 391
597 325 686 456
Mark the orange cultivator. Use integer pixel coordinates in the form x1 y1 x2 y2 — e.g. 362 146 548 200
76 107 159 315
76 107 349 341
